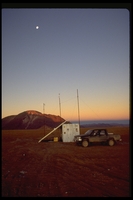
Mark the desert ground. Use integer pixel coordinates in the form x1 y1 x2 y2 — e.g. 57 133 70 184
2 126 130 197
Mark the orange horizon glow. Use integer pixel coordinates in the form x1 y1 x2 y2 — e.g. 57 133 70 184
61 105 129 121
2 100 129 121
2 110 129 121
63 115 129 122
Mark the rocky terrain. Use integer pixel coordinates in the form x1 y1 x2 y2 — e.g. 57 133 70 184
2 126 130 197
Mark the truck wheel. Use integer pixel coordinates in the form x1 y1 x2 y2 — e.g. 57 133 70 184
108 139 115 146
82 140 89 147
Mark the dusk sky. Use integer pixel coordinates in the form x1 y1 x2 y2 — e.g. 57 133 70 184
2 8 129 121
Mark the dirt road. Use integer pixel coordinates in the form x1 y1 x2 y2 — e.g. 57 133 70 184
2 127 130 197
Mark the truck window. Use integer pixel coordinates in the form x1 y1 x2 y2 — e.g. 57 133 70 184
92 130 98 136
100 130 106 136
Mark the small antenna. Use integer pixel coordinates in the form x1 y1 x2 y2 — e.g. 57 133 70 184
77 89 80 134
43 103 45 135
59 93 61 118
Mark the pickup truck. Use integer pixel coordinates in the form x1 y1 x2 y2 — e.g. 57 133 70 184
74 128 122 147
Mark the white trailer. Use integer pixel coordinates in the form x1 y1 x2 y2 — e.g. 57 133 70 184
38 121 80 143
62 123 80 142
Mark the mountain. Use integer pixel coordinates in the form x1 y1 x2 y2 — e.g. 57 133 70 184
2 110 65 130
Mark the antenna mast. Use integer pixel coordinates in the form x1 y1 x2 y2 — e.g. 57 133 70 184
43 103 45 135
77 89 80 133
59 93 61 118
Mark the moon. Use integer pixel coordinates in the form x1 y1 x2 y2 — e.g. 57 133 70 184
36 26 39 29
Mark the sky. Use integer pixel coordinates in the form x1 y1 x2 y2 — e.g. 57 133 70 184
2 8 130 121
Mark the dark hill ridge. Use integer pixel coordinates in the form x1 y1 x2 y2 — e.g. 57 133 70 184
2 110 65 130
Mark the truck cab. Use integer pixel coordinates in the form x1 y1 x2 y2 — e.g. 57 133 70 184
74 128 121 147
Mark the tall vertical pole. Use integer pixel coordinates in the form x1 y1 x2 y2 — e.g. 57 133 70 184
43 103 45 135
77 89 80 134
59 93 61 119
